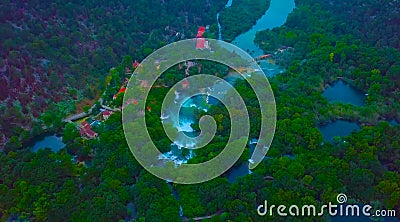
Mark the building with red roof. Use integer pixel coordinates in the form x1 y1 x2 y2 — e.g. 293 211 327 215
113 87 126 100
195 26 210 50
79 121 98 139
102 110 113 120
133 60 140 68
197 26 205 37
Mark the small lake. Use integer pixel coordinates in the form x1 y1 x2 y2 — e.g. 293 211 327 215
226 163 252 183
319 120 360 142
125 202 137 222
226 140 257 183
389 119 399 126
323 80 366 106
31 135 66 153
320 80 365 141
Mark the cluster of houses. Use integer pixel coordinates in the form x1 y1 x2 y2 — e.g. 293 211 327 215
78 109 114 139
79 121 98 139
125 60 140 74
78 60 142 139
77 73 131 139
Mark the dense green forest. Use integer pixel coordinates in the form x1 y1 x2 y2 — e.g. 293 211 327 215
1 0 399 221
255 0 400 123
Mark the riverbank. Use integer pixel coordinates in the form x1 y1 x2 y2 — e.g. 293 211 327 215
219 0 271 42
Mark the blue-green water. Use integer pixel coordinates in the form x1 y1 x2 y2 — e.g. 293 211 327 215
222 0 295 182
389 119 399 126
226 140 257 183
232 0 296 56
217 0 296 76
319 120 360 142
31 135 66 153
323 80 366 106
319 80 365 142
227 163 250 183
231 0 295 76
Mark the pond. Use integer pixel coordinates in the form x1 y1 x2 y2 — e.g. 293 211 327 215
389 119 399 126
225 139 257 183
31 135 66 153
226 162 252 183
318 120 360 142
323 80 366 106
320 80 365 141
125 202 137 222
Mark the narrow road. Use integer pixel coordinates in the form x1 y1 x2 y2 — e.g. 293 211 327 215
62 98 105 123
101 105 120 112
62 112 89 122
182 210 223 221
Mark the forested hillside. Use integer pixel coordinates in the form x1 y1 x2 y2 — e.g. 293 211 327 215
322 0 400 49
0 0 226 147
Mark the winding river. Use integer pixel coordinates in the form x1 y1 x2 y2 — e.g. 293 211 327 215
162 0 297 216
161 0 296 181
218 0 295 181
217 0 233 40
218 0 296 76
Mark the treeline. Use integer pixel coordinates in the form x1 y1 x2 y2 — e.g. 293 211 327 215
251 0 400 219
255 0 400 123
0 112 146 221
319 0 400 49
